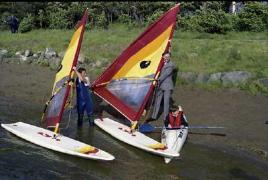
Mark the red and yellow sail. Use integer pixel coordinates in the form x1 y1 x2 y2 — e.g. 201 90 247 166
44 9 88 128
92 4 180 122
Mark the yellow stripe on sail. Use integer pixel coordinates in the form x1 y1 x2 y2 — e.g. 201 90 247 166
113 24 173 79
52 26 83 90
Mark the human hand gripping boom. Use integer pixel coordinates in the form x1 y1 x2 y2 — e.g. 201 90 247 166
153 71 161 87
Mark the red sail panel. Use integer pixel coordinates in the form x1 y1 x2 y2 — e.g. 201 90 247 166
45 9 88 127
92 4 180 122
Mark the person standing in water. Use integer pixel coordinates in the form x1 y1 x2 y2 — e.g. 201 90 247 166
73 66 94 127
151 51 175 123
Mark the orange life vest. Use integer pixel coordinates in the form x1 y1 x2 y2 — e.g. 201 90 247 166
168 111 183 128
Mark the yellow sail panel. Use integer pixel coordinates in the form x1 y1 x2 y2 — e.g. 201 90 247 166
53 26 83 90
113 25 173 79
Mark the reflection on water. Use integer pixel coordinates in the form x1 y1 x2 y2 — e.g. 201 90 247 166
1 98 268 180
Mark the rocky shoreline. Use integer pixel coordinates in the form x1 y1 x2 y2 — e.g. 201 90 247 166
1 48 268 91
0 48 110 70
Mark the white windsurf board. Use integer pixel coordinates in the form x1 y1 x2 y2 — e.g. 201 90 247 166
1 122 115 161
94 118 180 158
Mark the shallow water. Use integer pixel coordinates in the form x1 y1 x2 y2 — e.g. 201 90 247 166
0 97 268 180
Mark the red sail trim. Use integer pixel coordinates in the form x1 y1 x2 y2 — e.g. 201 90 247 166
93 4 180 86
136 14 179 122
93 4 180 122
136 6 179 121
94 89 136 120
56 9 88 125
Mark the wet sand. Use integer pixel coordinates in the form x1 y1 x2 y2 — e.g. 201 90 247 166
0 63 267 163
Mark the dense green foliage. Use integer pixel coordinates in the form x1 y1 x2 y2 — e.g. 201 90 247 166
19 13 34 33
0 2 267 33
234 2 268 31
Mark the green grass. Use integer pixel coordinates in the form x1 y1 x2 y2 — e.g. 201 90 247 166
0 24 267 94
173 30 268 76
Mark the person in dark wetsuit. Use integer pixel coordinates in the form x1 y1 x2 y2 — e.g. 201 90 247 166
8 15 19 33
73 66 94 127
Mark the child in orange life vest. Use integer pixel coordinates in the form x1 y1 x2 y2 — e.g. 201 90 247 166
164 106 188 128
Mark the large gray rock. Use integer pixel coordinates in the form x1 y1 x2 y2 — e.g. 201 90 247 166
20 55 33 64
15 51 23 56
25 49 33 57
44 48 57 59
48 57 62 70
0 49 8 62
260 78 268 88
33 53 39 58
221 71 252 85
195 73 210 84
37 52 49 66
208 72 223 83
178 72 197 83
0 49 8 56
58 51 65 59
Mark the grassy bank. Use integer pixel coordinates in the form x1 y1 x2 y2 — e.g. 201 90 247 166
1 24 267 94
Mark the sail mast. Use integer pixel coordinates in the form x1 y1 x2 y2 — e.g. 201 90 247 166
136 4 180 121
42 9 88 132
57 9 89 127
92 4 180 123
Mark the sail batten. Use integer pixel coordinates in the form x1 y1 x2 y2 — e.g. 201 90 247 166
44 10 88 128
93 4 180 122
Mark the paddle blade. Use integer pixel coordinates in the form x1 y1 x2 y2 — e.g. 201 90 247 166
139 123 156 133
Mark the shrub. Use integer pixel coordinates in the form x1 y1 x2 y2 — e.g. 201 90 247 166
19 14 34 33
147 10 164 25
234 2 268 32
181 9 233 34
0 12 12 30
37 9 47 28
118 14 132 24
95 11 108 29
48 8 69 29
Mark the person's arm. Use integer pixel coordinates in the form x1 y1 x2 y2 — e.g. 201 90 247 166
73 66 87 82
84 76 91 87
158 64 174 83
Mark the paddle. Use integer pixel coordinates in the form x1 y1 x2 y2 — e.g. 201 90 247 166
139 123 225 133
188 132 226 136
